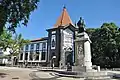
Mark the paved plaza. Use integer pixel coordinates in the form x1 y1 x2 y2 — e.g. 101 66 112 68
0 66 84 80
0 66 119 80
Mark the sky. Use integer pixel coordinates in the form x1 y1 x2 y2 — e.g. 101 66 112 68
16 0 120 40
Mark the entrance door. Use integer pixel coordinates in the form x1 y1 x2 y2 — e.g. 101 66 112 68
65 51 73 66
13 57 18 65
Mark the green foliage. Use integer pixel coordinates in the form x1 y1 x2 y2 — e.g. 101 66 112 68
0 28 12 50
87 22 120 68
0 29 30 56
0 0 39 34
9 34 30 56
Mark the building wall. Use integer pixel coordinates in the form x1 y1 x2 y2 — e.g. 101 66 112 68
60 28 74 67
19 40 48 66
47 26 75 67
0 48 11 64
0 48 11 55
47 28 61 67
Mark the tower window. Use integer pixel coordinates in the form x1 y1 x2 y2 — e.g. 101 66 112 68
51 35 56 49
52 39 55 47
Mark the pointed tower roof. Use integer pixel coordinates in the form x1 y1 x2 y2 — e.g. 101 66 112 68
54 6 74 28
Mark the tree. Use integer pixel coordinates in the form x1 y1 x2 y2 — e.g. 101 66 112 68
8 34 30 65
0 28 30 66
87 22 120 68
0 0 39 34
0 29 29 65
9 34 30 56
0 28 12 51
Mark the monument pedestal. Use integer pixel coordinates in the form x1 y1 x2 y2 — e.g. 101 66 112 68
72 66 86 72
55 18 111 79
73 32 93 72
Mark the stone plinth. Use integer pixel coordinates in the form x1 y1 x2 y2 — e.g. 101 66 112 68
74 32 92 72
72 66 86 72
53 70 112 79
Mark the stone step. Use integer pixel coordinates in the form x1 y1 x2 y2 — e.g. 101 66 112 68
53 70 115 80
54 72 111 79
84 71 108 77
54 73 84 78
85 76 111 80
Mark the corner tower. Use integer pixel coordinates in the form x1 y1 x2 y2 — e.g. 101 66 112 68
47 7 76 67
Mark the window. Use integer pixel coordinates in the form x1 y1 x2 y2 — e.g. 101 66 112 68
25 53 28 60
29 52 33 60
36 43 39 50
21 47 24 51
52 31 56 34
25 45 29 51
30 44 34 51
35 51 39 60
42 42 46 49
64 35 73 43
51 35 56 49
39 43 42 50
52 39 55 47
20 53 23 60
41 52 46 60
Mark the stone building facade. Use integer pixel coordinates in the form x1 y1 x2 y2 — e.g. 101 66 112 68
18 7 77 67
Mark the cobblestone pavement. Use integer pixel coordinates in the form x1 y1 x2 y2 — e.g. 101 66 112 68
0 66 119 80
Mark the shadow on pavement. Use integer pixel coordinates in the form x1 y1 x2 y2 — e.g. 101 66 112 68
29 71 61 80
0 73 8 78
112 73 120 79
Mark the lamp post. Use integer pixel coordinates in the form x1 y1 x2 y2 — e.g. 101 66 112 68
52 56 56 69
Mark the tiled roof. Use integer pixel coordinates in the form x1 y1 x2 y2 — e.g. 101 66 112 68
54 6 73 28
30 37 48 42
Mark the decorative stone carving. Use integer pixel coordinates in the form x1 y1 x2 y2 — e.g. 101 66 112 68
77 43 84 66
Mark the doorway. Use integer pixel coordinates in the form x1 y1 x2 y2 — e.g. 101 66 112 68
65 51 73 66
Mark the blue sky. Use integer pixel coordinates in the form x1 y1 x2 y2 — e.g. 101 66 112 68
16 0 120 40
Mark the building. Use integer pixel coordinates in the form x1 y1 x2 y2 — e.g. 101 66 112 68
18 7 77 67
0 48 11 64
18 37 48 66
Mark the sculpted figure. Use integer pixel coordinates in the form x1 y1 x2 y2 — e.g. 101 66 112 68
77 17 85 33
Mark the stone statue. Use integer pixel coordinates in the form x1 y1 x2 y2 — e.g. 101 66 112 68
73 17 92 72
77 17 85 33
